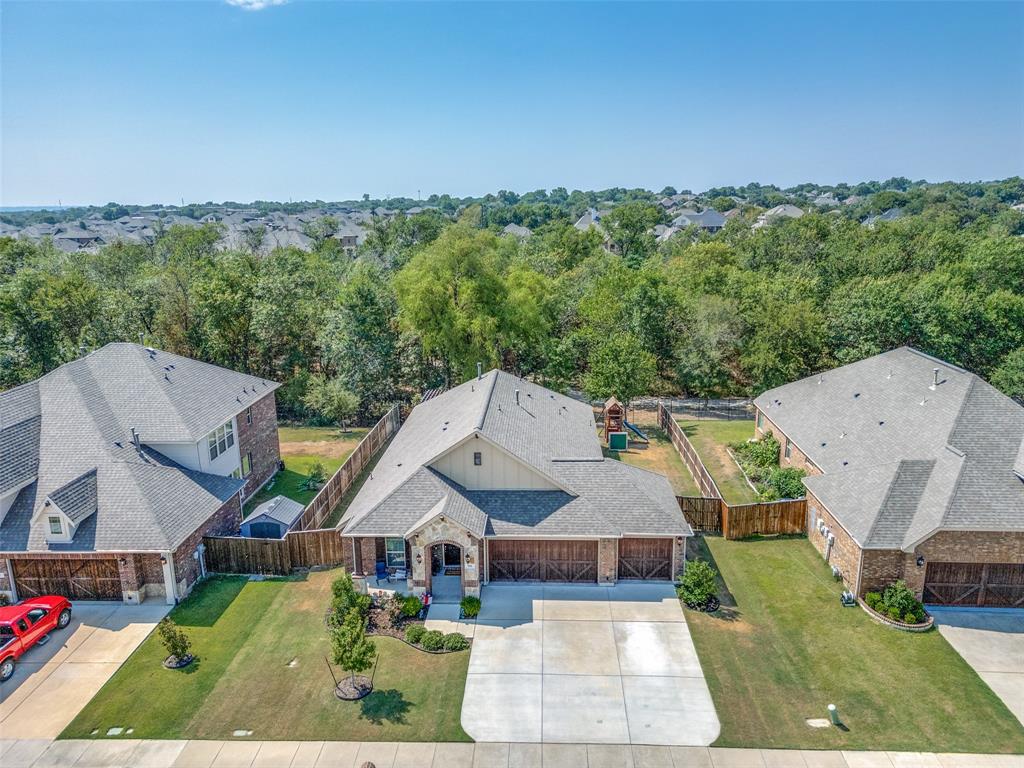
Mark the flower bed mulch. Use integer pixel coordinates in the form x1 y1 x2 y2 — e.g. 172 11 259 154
366 606 424 639
858 599 934 632
162 654 194 670
335 675 373 701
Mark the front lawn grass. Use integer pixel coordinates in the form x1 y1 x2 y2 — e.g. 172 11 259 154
62 569 470 742
686 536 1024 752
676 419 759 504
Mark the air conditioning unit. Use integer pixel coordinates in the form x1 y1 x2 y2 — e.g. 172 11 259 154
827 533 836 547
831 565 841 580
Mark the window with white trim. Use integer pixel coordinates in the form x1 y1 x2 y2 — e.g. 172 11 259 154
48 516 62 535
756 411 763 429
206 421 235 461
385 537 406 568
242 452 252 477
784 439 792 459
246 406 253 425
231 467 242 479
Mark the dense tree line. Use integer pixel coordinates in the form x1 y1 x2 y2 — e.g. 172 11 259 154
2 182 1023 423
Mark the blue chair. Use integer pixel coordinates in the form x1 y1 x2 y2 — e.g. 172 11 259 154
375 562 388 584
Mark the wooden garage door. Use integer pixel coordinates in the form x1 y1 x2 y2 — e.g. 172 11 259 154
923 562 1024 607
12 558 123 601
488 540 597 582
618 537 673 580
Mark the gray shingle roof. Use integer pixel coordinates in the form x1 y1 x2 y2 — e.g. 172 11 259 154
762 347 1024 550
246 495 305 527
0 382 41 495
48 469 98 523
341 370 690 539
0 343 261 553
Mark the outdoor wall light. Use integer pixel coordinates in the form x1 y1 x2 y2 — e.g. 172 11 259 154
465 552 473 564
416 552 423 564
118 557 127 566
916 555 926 567
159 555 168 565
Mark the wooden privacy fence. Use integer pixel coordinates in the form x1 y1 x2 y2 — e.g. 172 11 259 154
294 405 401 531
658 402 722 498
676 496 806 540
204 528 353 576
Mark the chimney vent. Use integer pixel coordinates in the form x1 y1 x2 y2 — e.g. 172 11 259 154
130 427 141 450
515 389 520 405
930 368 940 389
138 332 145 345
477 362 483 380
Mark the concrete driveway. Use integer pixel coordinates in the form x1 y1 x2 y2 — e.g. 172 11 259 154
460 582 720 746
0 601 169 738
930 607 1024 726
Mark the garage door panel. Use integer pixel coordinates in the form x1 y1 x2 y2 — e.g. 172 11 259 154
488 539 597 583
13 558 123 601
924 561 1024 608
619 538 673 580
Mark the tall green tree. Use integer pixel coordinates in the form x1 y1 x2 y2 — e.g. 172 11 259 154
583 333 656 405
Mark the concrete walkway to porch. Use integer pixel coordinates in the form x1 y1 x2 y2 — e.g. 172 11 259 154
3 739 1022 768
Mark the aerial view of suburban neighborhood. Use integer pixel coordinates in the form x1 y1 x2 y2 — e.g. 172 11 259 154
1 1 1022 767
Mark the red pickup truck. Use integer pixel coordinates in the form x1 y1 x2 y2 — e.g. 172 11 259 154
0 596 72 682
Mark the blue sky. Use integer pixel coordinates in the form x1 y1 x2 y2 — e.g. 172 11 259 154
2 1 1022 205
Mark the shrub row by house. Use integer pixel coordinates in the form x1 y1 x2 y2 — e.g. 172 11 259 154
404 625 469 652
864 580 928 624
730 432 806 501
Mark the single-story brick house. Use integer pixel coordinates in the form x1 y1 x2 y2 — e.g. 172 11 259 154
339 369 691 598
754 347 1024 607
0 343 281 604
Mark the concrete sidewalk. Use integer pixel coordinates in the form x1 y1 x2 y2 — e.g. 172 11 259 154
2 740 1022 768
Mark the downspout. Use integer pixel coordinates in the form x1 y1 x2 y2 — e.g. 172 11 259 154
160 551 178 605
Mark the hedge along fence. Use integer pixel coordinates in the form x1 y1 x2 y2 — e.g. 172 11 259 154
295 404 401 532
658 402 723 499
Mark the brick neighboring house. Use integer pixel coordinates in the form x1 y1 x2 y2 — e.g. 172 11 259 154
753 347 1024 607
0 343 281 605
339 369 691 599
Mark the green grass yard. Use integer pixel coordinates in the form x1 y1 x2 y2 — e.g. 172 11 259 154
675 419 759 504
686 536 1024 752
244 426 369 516
62 570 470 742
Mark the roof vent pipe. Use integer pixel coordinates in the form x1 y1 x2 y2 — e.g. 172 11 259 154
138 332 145 345
477 362 483 380
130 427 141 450
515 388 520 405
930 368 940 390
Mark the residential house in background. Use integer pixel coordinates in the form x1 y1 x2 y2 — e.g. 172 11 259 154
339 369 691 600
863 208 905 228
670 208 727 233
0 344 281 605
754 347 1024 607
752 203 805 229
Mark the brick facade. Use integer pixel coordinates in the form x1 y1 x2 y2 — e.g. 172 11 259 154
673 536 686 579
598 538 617 583
0 493 242 605
805 490 862 591
236 391 281 500
755 410 822 477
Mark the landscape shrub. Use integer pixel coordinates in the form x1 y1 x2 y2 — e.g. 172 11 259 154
442 633 470 651
157 617 192 661
761 467 807 501
331 571 372 618
881 580 923 619
405 625 426 644
302 459 328 490
904 612 919 624
419 630 445 651
459 595 481 618
677 560 718 607
864 592 881 609
401 595 423 618
731 432 780 468
379 592 405 627
887 607 902 621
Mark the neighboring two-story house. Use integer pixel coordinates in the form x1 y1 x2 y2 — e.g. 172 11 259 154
339 369 692 599
754 347 1024 607
0 343 281 604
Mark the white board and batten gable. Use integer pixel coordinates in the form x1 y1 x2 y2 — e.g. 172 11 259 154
429 433 561 491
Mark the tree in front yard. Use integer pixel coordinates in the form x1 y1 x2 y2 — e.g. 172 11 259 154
677 560 718 608
330 608 377 686
157 617 192 662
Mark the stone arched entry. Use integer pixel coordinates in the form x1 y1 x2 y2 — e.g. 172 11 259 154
407 515 481 599
427 541 464 602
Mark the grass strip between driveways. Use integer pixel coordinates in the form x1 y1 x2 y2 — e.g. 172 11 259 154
686 536 1024 752
61 569 470 742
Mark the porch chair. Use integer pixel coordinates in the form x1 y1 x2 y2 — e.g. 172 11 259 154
389 567 408 583
374 562 388 585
